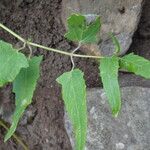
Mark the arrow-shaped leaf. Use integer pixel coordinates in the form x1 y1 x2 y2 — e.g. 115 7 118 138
4 56 42 142
57 69 87 150
99 56 121 117
65 14 101 44
120 53 150 79
0 40 29 87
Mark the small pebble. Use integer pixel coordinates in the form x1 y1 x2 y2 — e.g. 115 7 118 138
116 143 125 149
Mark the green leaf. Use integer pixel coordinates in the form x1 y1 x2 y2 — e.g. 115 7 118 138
99 56 121 117
57 69 87 150
109 32 121 54
4 56 42 142
0 40 29 87
120 53 150 79
65 14 101 44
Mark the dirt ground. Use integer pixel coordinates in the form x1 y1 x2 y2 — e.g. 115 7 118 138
0 0 150 150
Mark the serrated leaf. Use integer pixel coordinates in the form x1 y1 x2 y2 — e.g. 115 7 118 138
65 14 101 44
120 53 150 79
99 56 121 116
57 69 87 150
0 40 29 87
4 56 42 142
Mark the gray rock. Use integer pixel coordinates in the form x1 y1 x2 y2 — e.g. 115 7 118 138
100 32 132 56
20 105 37 125
0 104 36 126
61 0 143 56
0 104 14 124
65 86 150 150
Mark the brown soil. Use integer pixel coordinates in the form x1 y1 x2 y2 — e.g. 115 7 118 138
0 0 150 150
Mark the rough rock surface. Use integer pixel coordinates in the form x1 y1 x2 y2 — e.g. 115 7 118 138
62 0 143 56
65 86 150 150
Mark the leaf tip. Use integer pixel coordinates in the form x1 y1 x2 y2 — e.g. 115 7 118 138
112 111 119 118
112 104 121 118
4 134 10 143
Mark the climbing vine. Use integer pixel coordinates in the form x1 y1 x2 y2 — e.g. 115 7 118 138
0 14 150 150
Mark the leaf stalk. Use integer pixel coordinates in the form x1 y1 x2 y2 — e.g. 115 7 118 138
71 42 81 70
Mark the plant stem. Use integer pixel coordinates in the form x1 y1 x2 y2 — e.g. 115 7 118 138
0 23 104 59
0 23 25 42
0 119 29 150
71 43 81 70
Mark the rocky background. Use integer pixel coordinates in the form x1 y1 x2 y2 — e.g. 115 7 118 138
0 0 150 150
62 0 143 56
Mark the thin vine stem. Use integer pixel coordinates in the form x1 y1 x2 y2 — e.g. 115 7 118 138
0 23 25 42
0 119 29 150
71 42 81 70
0 23 104 59
17 42 27 51
27 43 33 59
